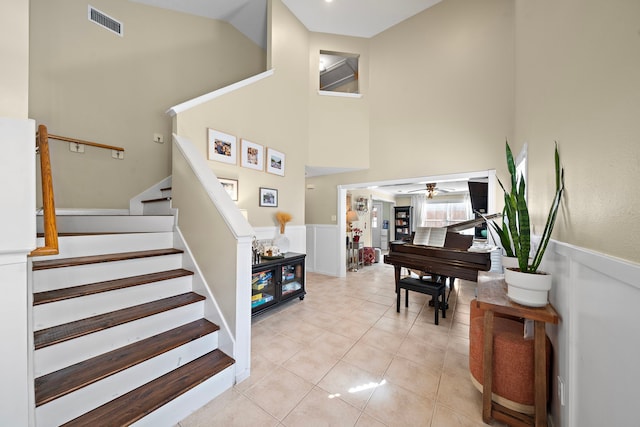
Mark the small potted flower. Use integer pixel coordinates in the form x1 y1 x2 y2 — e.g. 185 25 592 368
352 227 363 243
274 211 292 253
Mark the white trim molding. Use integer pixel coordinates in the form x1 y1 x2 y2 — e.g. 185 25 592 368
167 69 275 116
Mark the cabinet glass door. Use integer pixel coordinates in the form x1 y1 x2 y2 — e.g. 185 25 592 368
252 268 276 310
281 262 303 298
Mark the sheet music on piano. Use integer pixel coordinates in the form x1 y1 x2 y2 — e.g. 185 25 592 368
413 227 447 247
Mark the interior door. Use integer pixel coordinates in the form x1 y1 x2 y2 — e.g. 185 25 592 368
372 202 382 248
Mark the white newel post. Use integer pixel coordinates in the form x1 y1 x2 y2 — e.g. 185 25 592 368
0 117 36 425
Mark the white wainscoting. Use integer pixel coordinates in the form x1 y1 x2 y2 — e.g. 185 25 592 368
305 224 342 277
252 225 307 256
543 240 640 427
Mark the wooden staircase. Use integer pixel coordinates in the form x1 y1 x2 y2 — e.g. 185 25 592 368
31 214 235 426
140 186 173 215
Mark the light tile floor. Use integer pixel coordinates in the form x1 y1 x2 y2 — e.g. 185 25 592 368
179 260 502 427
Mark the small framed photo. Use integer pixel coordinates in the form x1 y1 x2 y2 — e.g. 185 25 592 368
208 129 237 164
259 187 278 207
266 148 286 176
219 178 238 201
240 139 264 171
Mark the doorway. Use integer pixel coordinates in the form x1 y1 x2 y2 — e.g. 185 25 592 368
371 201 382 248
336 170 496 277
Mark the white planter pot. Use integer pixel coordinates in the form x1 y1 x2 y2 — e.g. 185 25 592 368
504 267 552 307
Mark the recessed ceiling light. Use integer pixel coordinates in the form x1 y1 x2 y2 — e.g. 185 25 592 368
325 0 333 3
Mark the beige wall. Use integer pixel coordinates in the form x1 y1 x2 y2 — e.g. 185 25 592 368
24 0 640 263
307 33 370 170
305 0 515 225
0 0 29 119
171 147 240 331
514 0 640 262
29 0 265 208
175 0 308 228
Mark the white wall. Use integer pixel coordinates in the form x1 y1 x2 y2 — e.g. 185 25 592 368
544 241 640 427
0 118 36 425
305 225 341 276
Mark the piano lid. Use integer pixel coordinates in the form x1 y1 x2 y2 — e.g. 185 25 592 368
445 213 500 232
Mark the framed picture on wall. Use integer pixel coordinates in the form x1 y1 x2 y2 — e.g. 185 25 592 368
259 187 278 207
207 129 237 164
219 178 238 201
240 139 264 171
266 148 286 176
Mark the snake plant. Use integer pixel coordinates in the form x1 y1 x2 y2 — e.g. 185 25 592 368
496 141 565 273
486 208 515 258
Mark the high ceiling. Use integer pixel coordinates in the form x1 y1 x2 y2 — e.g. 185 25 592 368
281 0 442 38
130 0 449 189
130 0 442 48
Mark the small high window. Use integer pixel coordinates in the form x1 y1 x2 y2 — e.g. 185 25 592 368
319 50 359 94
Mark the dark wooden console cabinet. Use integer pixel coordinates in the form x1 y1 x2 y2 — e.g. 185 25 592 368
251 252 306 316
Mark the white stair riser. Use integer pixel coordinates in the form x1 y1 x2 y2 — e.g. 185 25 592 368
37 215 175 234
34 277 193 330
132 365 235 427
35 334 218 427
34 232 174 260
143 201 172 216
33 254 184 292
35 301 205 377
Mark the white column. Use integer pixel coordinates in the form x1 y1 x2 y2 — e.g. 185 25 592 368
0 117 36 425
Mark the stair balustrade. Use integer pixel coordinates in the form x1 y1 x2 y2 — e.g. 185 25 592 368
31 124 58 256
31 125 127 257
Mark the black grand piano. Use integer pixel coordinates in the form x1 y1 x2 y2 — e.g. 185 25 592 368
384 215 497 306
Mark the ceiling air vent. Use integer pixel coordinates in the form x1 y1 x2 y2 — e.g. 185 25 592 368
88 5 123 36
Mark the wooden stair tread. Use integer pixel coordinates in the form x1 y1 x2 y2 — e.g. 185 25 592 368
141 197 172 204
61 349 234 427
34 269 194 305
35 319 219 406
32 248 183 271
34 292 205 349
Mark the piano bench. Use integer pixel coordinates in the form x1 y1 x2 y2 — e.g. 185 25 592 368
397 277 446 325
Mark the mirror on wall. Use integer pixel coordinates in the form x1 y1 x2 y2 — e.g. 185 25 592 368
319 50 359 94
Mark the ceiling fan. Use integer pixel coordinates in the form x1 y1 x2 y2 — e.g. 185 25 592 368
408 183 453 198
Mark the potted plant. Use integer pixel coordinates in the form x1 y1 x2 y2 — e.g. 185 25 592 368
495 141 565 307
352 227 363 243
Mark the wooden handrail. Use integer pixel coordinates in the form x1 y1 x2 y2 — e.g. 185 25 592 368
46 133 124 153
31 125 59 257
